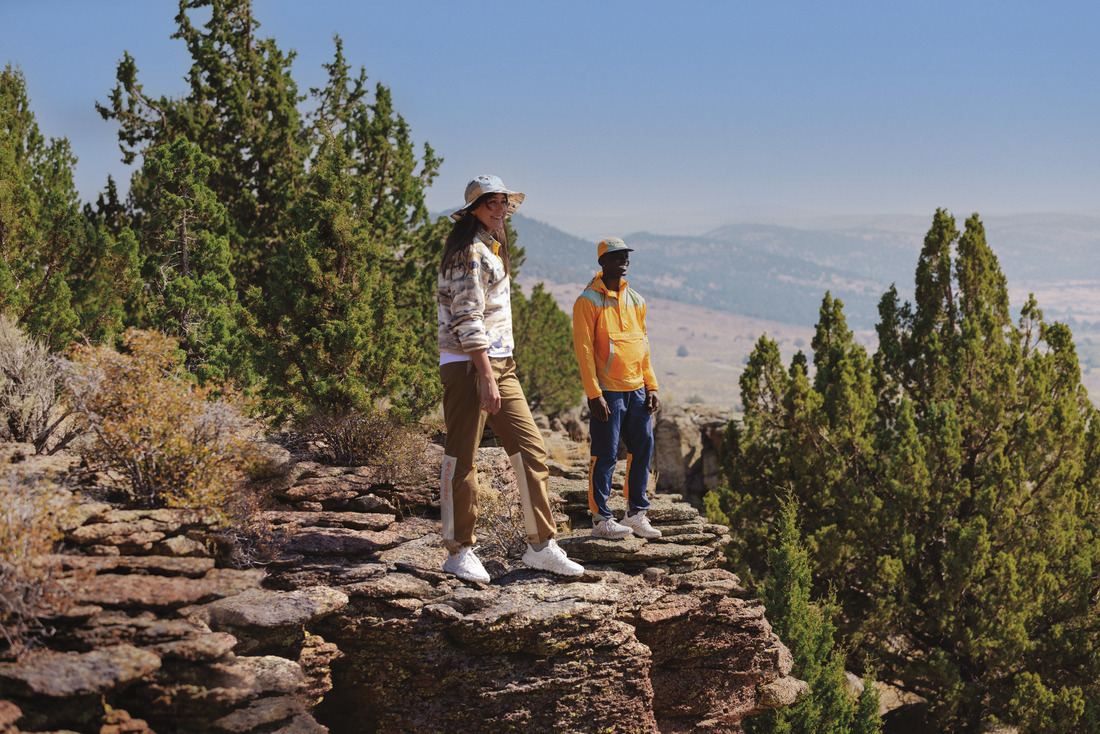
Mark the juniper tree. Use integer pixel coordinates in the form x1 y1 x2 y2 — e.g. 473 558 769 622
75 178 141 343
709 210 1100 730
745 492 881 734
138 139 246 384
96 0 308 292
511 282 582 414
306 35 451 360
244 140 437 425
96 2 453 376
1 65 137 347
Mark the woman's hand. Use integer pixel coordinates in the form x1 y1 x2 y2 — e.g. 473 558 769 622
471 349 501 414
480 372 501 414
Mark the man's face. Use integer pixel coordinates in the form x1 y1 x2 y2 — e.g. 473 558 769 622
599 249 630 280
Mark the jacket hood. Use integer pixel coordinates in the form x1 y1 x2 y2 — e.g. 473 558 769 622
587 272 628 295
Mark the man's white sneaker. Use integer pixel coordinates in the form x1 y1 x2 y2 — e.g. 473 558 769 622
620 512 662 539
522 539 584 576
591 517 632 539
443 546 491 583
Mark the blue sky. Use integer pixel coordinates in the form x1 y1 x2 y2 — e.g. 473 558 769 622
2 0 1098 238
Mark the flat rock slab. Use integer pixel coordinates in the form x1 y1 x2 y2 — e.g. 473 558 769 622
50 554 216 577
211 694 314 734
187 586 350 630
0 645 160 697
263 510 394 531
69 569 264 609
148 632 239 662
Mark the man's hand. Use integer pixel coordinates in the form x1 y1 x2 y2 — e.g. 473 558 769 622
645 389 660 414
588 395 610 422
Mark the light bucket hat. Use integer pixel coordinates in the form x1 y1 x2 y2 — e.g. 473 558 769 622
451 174 525 221
597 237 634 261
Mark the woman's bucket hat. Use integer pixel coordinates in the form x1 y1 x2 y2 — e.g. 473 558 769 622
451 174 525 221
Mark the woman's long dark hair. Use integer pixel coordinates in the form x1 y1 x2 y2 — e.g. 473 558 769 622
440 193 510 276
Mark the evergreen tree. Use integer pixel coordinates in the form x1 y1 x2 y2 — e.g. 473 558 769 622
75 178 141 343
746 492 881 734
95 2 457 387
96 0 308 291
305 35 451 364
708 210 1100 730
138 139 245 383
1 65 137 347
245 140 437 425
511 283 582 414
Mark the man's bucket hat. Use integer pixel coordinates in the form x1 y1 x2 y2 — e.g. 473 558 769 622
451 174 525 221
597 237 634 261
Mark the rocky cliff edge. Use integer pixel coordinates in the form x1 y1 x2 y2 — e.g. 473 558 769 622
0 438 805 733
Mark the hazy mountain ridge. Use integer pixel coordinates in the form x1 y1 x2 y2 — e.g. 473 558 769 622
513 212 1100 331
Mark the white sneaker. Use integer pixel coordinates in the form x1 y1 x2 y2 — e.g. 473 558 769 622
522 539 584 577
443 547 491 583
620 512 662 539
591 517 632 539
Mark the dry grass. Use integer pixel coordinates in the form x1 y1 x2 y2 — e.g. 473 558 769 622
476 480 529 559
296 408 428 486
545 432 587 465
0 464 72 658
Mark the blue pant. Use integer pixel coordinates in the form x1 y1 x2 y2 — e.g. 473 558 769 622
588 388 654 521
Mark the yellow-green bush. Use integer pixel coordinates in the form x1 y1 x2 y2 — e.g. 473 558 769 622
63 329 275 519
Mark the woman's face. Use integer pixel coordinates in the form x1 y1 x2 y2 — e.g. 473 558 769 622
473 193 509 232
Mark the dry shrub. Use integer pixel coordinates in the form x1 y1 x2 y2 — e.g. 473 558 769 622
0 313 79 454
475 453 567 560
476 481 529 559
298 408 428 482
63 329 275 520
0 465 71 657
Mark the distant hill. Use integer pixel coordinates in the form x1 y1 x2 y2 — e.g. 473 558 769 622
511 212 1100 331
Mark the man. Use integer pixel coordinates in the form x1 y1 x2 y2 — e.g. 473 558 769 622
572 237 662 540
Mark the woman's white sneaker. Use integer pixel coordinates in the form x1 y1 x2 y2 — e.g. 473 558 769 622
620 512 662 539
522 539 584 576
443 546 491 583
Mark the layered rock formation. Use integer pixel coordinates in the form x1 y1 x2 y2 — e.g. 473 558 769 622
1 439 804 733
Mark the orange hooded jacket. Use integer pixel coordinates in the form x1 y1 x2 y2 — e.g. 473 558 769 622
572 273 659 401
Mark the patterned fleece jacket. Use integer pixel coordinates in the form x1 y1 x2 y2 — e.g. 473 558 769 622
437 230 514 358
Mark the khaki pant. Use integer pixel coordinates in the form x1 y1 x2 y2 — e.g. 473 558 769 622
439 357 557 553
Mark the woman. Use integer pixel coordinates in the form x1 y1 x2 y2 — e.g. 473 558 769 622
437 174 584 582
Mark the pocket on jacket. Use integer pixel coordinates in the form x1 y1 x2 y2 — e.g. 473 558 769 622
605 332 647 382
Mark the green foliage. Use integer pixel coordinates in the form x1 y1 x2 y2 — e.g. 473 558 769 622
746 493 881 734
97 0 308 292
1 65 137 348
138 139 247 384
96 2 447 414
512 282 582 414
708 210 1100 729
308 35 449 356
245 140 438 425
